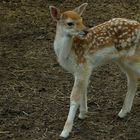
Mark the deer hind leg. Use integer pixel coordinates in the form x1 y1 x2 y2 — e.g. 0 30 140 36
60 72 90 138
117 61 138 118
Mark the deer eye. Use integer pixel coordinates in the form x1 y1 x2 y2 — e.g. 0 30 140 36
67 22 74 26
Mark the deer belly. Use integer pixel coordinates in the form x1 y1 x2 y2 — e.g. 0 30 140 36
125 56 140 76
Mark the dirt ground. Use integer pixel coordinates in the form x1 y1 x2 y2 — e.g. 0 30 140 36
0 0 140 140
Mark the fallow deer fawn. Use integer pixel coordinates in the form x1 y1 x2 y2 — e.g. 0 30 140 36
49 3 140 139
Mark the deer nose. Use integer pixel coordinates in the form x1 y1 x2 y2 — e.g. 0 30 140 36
78 27 89 37
83 28 89 35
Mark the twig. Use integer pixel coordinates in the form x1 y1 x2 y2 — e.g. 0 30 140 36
0 131 10 134
112 133 125 140
22 111 29 116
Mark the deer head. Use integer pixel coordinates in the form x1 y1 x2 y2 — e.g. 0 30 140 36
49 3 89 37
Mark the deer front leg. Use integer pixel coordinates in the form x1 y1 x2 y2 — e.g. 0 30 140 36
60 75 89 138
117 62 138 118
79 70 91 120
78 88 88 119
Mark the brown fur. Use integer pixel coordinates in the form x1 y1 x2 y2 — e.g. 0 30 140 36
62 11 81 20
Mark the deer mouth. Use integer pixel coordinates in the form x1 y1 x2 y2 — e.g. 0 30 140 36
77 29 89 37
77 32 87 38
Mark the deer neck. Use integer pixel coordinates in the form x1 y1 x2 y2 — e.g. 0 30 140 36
54 24 73 67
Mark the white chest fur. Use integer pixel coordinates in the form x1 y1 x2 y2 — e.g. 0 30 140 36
54 31 76 72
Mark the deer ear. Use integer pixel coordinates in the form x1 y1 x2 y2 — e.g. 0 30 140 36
49 6 60 21
73 3 88 16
